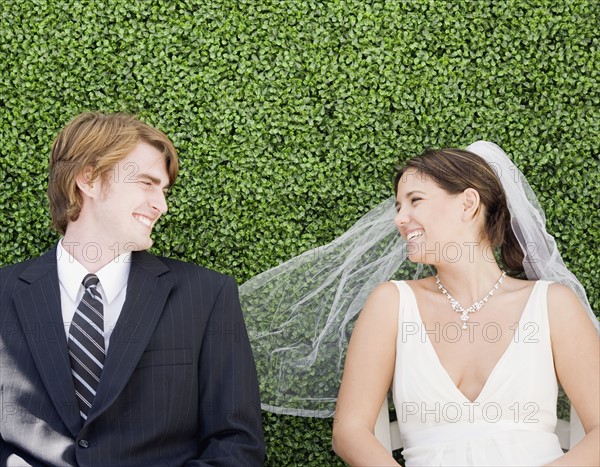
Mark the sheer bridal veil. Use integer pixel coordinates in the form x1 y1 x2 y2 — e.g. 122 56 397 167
239 141 598 417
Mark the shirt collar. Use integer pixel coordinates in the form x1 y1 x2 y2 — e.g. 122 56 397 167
56 240 132 303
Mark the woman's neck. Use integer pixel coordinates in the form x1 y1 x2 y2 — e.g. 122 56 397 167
433 251 505 304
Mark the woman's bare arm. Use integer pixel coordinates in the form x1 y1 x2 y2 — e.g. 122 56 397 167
332 282 401 466
546 284 600 467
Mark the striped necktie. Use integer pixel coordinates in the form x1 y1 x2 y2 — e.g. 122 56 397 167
68 273 105 424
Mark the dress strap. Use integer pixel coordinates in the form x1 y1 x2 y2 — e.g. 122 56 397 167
525 280 551 323
390 280 419 323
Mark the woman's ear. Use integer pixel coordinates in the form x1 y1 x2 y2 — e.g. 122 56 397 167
461 188 481 221
75 167 99 198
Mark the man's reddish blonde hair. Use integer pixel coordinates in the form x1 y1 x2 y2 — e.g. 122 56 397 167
48 112 179 234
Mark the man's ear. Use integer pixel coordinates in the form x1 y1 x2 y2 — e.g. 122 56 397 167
75 167 99 198
461 188 481 221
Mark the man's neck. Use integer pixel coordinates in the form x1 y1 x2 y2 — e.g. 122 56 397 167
61 233 125 273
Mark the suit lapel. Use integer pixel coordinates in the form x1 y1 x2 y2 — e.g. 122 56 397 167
12 248 82 436
86 251 174 424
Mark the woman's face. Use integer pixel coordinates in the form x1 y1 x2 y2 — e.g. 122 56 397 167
394 169 467 265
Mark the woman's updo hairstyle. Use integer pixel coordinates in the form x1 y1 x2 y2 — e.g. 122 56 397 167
394 148 525 276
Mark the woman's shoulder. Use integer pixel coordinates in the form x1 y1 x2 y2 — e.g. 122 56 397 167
503 276 563 289
504 277 577 302
396 276 435 290
546 282 588 320
533 281 599 340
360 280 409 319
356 282 401 333
546 281 578 297
367 277 433 302
368 281 401 302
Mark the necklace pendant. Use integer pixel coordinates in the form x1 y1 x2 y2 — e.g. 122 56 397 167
436 271 507 329
460 312 470 329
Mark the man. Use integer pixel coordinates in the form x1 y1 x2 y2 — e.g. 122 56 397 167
0 112 265 466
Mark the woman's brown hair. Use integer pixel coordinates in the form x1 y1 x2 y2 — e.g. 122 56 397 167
394 148 524 275
47 112 179 234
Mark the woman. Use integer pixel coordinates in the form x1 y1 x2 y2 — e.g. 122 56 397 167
331 143 599 465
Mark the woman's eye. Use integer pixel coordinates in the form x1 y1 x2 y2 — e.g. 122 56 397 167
411 197 421 204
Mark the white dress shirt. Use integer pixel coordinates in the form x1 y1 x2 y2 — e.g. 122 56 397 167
57 240 131 350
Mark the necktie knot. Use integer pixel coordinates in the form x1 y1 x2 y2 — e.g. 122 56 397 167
82 273 100 289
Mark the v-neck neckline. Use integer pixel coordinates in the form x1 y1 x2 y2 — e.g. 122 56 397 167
404 280 539 404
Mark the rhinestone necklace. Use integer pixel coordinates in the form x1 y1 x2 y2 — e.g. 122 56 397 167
435 271 507 329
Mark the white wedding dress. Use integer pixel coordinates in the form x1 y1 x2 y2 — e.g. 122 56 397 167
392 280 564 466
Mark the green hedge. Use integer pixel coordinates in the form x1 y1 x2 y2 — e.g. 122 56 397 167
1 0 598 464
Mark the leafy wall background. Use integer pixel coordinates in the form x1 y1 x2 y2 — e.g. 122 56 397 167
1 0 598 464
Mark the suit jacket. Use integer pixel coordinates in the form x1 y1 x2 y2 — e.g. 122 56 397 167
0 247 265 466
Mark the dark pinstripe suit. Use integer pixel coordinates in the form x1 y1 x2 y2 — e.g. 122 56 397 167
0 247 265 466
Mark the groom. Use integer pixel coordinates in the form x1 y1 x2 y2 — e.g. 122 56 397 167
0 112 265 465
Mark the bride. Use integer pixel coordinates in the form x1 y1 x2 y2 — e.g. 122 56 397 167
331 142 599 466
239 141 598 466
